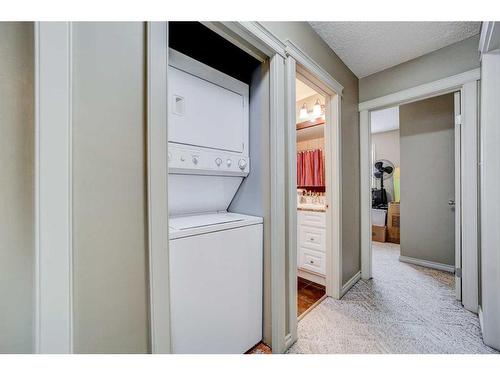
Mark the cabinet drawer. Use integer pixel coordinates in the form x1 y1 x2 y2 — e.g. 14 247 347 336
299 248 325 275
299 225 326 253
299 211 326 228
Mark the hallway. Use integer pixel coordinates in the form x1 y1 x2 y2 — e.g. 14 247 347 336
288 242 497 354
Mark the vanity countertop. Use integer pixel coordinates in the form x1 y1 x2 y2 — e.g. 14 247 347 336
297 204 326 212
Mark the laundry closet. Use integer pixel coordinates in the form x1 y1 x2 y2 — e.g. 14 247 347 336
167 22 270 353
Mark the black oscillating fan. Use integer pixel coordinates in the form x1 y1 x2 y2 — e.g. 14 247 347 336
372 159 394 208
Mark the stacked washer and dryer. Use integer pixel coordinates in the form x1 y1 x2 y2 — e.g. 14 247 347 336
167 49 263 353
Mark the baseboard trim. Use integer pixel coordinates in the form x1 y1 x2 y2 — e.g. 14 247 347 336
341 271 361 297
399 255 454 273
298 268 326 286
478 305 483 332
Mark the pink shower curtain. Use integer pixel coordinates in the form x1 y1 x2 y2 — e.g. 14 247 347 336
297 149 324 187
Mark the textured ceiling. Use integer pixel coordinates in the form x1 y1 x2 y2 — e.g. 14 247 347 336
309 22 481 78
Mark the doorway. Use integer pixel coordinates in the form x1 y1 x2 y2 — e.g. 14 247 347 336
369 93 457 291
295 76 328 317
359 73 480 314
284 44 343 351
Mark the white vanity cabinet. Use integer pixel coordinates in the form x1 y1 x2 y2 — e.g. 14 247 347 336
297 209 326 285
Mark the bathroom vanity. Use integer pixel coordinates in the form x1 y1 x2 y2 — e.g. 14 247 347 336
297 205 326 286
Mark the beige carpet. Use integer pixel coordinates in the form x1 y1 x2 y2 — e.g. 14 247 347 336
288 242 497 354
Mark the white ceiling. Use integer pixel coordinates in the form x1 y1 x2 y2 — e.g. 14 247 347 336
371 106 399 134
296 78 317 100
309 22 481 78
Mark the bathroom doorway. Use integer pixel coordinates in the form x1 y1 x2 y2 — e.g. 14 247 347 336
283 44 343 352
295 76 327 317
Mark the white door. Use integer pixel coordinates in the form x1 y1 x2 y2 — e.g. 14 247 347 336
454 91 462 301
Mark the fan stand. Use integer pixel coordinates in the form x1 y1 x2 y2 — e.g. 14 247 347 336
373 171 388 209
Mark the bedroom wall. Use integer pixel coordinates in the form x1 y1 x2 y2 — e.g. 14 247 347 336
399 94 455 267
262 22 361 285
371 130 400 168
371 130 400 201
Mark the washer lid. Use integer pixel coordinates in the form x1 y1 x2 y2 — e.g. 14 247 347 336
170 212 243 230
169 212 263 239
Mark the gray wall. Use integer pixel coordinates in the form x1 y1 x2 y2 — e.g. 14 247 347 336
229 62 271 343
72 22 150 353
0 22 34 354
399 94 455 266
261 22 361 284
359 35 480 102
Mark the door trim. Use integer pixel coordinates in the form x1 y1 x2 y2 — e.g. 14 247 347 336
460 81 479 313
146 22 171 354
454 91 462 301
359 69 480 111
284 41 343 350
284 55 298 346
34 21 74 354
358 69 480 313
269 53 287 355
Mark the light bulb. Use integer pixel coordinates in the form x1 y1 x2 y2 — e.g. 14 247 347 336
312 99 322 117
299 103 308 120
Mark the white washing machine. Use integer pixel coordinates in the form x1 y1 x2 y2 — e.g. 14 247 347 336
169 212 262 353
167 49 263 353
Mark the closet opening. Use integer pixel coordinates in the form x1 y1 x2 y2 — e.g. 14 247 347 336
167 21 271 354
295 75 327 318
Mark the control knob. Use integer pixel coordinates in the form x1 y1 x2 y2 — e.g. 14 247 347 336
238 159 247 170
192 156 199 165
215 157 222 166
226 159 232 167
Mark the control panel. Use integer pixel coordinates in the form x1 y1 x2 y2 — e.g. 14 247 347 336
168 143 250 177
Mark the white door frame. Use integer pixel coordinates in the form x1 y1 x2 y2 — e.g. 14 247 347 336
146 22 171 353
283 40 343 348
34 21 74 354
358 68 480 313
478 21 500 350
453 91 462 301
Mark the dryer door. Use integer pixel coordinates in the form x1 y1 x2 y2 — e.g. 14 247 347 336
169 66 245 153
